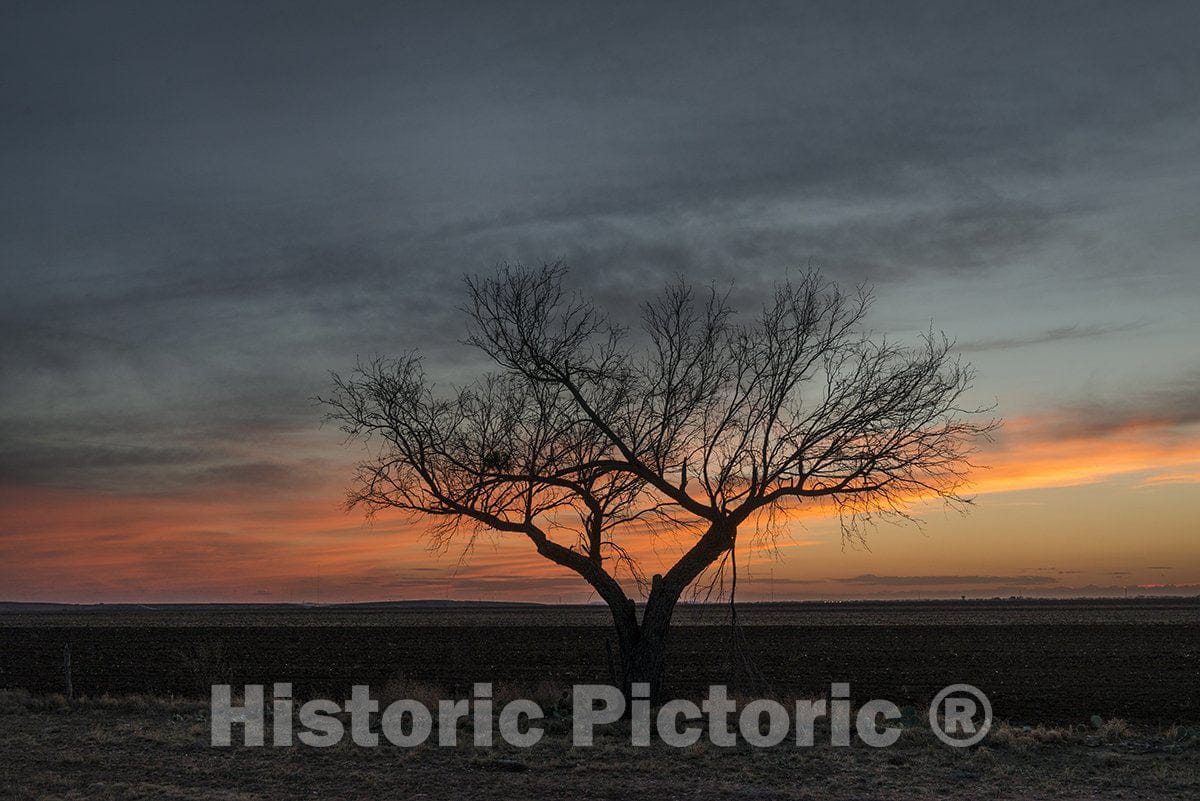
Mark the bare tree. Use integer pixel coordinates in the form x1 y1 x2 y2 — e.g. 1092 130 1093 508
322 264 995 698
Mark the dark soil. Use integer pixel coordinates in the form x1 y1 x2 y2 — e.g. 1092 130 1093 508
3 623 1197 724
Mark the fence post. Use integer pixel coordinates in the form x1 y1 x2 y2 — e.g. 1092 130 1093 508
63 643 73 699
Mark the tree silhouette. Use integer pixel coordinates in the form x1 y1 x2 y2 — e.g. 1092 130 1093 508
322 265 995 698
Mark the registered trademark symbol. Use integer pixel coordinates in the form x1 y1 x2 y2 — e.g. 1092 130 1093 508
929 684 992 747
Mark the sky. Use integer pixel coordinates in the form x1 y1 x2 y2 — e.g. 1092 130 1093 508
2 0 1198 604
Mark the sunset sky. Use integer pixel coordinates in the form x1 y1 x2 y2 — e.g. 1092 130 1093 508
2 1 1198 604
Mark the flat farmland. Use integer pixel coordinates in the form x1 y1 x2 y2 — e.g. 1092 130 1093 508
3 600 1198 725
4 597 1198 627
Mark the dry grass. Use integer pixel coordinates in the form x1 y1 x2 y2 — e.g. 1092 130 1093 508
1095 716 1132 742
1 689 1197 800
0 688 207 715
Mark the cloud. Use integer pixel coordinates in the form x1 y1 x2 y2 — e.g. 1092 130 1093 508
753 577 825 587
1137 471 1200 488
1137 583 1200 590
0 419 336 499
969 370 1200 496
836 574 1059 587
822 582 1200 600
1058 370 1200 440
956 321 1146 353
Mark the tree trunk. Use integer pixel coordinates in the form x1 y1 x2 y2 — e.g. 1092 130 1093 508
609 574 678 702
603 520 737 704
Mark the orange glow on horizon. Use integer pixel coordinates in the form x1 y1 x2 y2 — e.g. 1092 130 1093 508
2 414 1198 604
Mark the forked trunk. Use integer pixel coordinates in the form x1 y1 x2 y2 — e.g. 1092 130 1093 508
608 575 683 703
604 521 737 703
